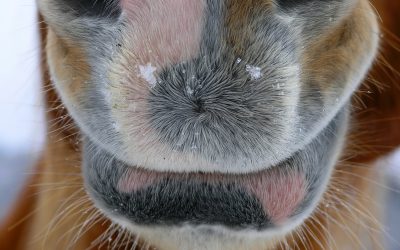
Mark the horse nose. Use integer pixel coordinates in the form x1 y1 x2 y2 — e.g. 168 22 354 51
146 58 300 167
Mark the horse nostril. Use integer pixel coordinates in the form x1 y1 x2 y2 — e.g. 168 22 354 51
56 0 121 18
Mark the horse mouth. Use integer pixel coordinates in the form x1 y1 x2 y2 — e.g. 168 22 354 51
82 108 348 232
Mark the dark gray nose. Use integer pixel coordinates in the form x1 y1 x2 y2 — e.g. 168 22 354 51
147 51 298 166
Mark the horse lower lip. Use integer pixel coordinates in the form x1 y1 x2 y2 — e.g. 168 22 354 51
117 166 306 224
85 108 347 228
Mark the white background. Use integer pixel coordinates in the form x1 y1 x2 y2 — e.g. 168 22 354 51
0 0 45 218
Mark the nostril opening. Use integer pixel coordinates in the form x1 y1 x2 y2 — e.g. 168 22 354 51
193 98 206 113
57 0 121 18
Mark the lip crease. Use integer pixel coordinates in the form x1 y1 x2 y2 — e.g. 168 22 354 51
117 166 306 223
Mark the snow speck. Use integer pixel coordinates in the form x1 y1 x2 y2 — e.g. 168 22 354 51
138 63 157 87
236 58 242 64
186 85 194 95
245 65 262 80
112 121 120 131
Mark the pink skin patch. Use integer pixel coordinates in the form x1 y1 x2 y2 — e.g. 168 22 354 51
244 171 306 225
117 168 306 224
120 0 205 66
118 168 161 193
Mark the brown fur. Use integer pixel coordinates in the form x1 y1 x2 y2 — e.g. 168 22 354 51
46 29 91 103
304 0 377 93
1 1 399 249
226 0 273 55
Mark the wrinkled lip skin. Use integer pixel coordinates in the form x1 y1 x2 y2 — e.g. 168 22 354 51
83 107 348 234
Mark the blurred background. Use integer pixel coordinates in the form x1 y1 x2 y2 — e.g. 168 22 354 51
0 1 399 249
0 0 45 218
